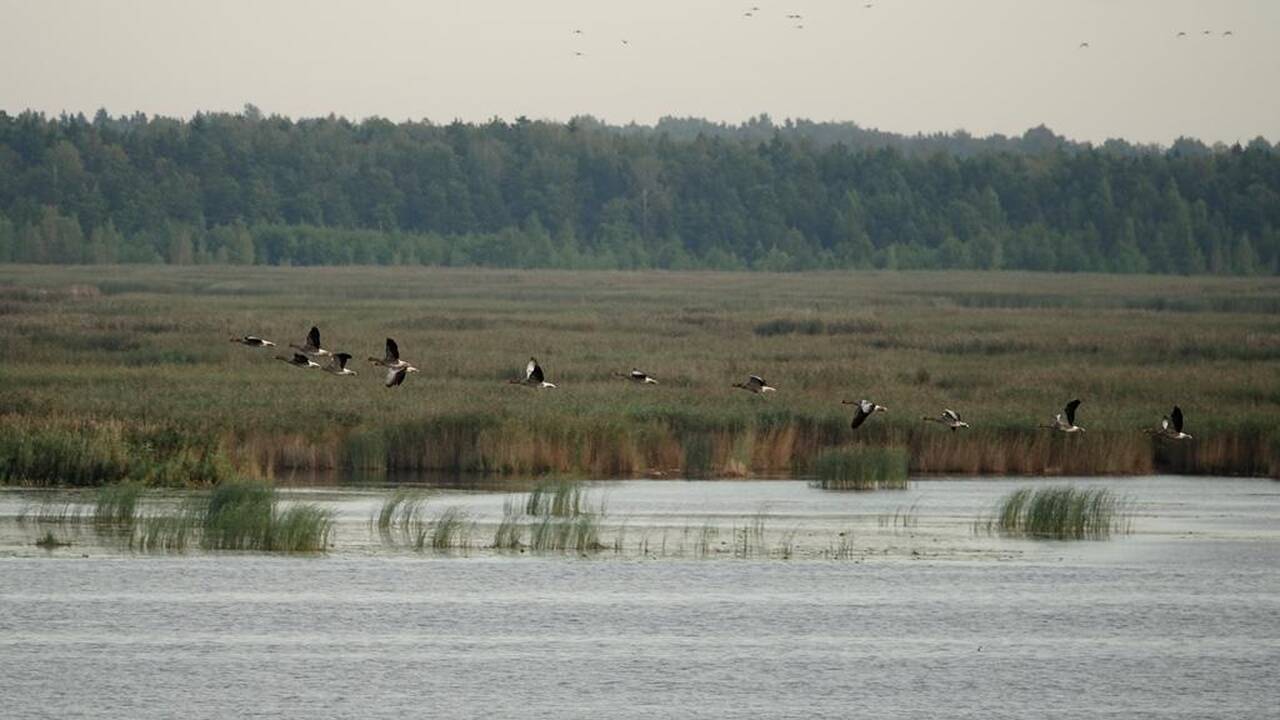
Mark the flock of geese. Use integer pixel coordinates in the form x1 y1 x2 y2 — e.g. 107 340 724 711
232 327 1194 442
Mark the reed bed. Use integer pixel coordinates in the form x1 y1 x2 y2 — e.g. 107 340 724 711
1 265 1277 484
92 481 143 526
809 446 910 491
985 485 1132 540
489 480 608 553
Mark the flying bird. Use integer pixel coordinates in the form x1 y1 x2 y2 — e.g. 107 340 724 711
369 338 415 371
1146 405 1192 440
572 29 583 35
1176 31 1187 37
290 326 331 358
230 335 275 348
1222 30 1234 37
1041 399 1085 433
510 357 557 389
276 352 320 369
322 353 358 377
617 369 658 384
923 408 970 431
733 375 776 394
844 399 887 430
1079 41 1090 49
385 365 418 388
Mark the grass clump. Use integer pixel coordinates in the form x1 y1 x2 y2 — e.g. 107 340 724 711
418 506 473 551
525 479 586 517
809 446 909 491
34 530 71 548
372 488 430 543
989 485 1130 540
93 481 144 526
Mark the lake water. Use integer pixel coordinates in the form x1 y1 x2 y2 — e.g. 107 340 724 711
1 476 1277 719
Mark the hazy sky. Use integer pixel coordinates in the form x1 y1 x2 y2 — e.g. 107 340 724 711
2 0 1277 144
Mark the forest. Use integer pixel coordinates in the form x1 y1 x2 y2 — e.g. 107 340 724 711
0 107 1277 274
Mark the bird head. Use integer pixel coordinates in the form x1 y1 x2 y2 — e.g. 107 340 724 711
875 405 887 413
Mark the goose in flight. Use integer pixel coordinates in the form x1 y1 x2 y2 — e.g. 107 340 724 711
510 357 557 388
923 408 970 431
617 369 658 384
733 375 776 394
1147 405 1192 440
230 335 275 348
1222 30 1233 36
1176 31 1187 37
843 399 887 430
1079 41 1090 48
290 326 331 358
276 352 320 369
369 338 415 370
385 365 418 388
323 353 358 377
1041 399 1085 433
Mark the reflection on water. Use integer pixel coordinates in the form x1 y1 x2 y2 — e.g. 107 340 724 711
1 477 1278 719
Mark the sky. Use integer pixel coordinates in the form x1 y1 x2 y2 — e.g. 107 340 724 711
1 0 1277 145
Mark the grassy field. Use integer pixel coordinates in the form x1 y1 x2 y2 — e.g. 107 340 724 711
1 265 1278 484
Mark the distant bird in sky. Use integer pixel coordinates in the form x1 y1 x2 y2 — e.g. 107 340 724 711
322 353 357 377
511 357 557 389
1079 41 1090 49
572 29 583 35
1146 406 1193 440
865 2 873 8
1203 29 1212 35
744 12 754 17
230 335 274 348
277 352 320 369
844 399 887 430
621 39 629 45
923 408 969 432
734 375 776 394
290 326 331 358
1042 399 1085 433
1176 31 1187 37
794 24 804 29
617 369 658 384
786 13 802 19
1222 30 1234 37
574 51 585 57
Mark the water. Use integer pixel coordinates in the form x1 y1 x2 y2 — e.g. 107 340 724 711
2 476 1277 719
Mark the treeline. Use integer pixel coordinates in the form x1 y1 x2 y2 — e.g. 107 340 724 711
0 108 1277 273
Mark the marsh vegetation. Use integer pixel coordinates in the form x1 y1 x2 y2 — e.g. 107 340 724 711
0 266 1277 485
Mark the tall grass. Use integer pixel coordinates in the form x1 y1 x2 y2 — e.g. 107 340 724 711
3 266 1277 483
93 481 143 526
809 446 910 490
988 485 1131 539
417 506 473 551
525 479 586 517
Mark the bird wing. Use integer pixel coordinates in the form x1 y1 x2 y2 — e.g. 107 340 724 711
334 353 352 370
1171 406 1184 433
1064 399 1081 426
386 367 407 387
943 408 960 423
1161 417 1170 432
749 375 766 389
530 361 545 384
631 369 646 380
849 404 871 430
385 338 400 362
525 359 536 381
292 353 309 365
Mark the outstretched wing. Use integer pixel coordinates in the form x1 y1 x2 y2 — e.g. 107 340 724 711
943 408 961 423
1064 399 1082 426
529 360 545 384
631 369 647 381
334 353 352 370
292 353 310 365
385 338 400 362
849 402 871 430
307 326 321 350
386 367 407 387
1171 406 1184 433
749 375 767 389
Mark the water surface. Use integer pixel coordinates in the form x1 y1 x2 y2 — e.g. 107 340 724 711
1 476 1277 719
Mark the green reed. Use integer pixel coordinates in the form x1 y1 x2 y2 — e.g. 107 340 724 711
989 485 1131 539
809 446 910 491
